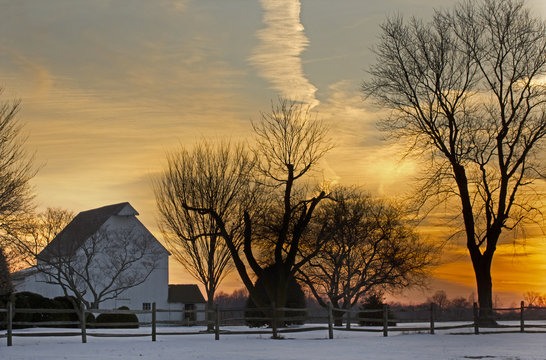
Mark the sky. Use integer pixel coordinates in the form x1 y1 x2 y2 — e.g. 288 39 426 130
0 0 545 305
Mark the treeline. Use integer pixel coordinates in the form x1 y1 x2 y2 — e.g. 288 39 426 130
523 292 546 308
215 288 546 325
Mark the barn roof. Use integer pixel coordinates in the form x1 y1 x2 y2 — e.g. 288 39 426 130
38 202 139 260
168 284 206 304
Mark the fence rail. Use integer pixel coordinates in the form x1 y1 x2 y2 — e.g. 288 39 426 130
2 300 546 346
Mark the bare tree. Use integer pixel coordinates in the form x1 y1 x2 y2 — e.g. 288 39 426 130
168 99 332 336
523 291 546 307
428 290 449 310
37 228 163 309
0 89 36 274
214 287 249 309
241 99 331 315
154 141 248 329
363 0 546 325
297 187 436 325
3 208 74 272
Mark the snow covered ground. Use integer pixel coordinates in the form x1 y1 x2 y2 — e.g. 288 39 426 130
1 323 545 360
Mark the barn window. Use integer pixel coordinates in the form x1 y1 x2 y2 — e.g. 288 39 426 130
142 302 151 311
184 303 196 322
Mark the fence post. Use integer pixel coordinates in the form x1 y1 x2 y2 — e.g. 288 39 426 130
7 295 13 347
271 302 278 339
80 305 87 344
520 301 525 333
214 306 220 341
327 303 333 340
382 304 388 337
473 302 479 335
429 302 435 335
151 302 156 342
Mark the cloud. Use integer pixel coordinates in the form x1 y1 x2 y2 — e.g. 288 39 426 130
312 80 417 196
7 50 54 98
0 33 249 218
250 0 319 108
169 0 190 12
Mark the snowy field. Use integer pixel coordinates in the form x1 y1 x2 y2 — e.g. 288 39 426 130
1 323 545 360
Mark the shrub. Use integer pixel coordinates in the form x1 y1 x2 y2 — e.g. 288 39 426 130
0 292 97 329
95 306 139 329
245 266 306 328
358 293 396 326
11 292 60 328
53 296 95 327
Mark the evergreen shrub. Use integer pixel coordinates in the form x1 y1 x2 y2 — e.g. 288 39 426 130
95 306 139 328
358 293 396 326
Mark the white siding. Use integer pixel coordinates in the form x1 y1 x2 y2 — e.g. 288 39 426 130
12 207 204 324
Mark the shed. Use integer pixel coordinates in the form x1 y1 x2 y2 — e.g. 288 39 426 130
168 284 206 323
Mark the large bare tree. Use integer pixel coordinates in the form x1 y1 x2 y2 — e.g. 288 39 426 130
37 228 163 309
363 0 546 324
164 99 332 336
0 90 36 286
241 99 332 314
297 187 436 325
154 141 249 329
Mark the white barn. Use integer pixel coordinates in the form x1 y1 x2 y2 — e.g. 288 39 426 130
12 202 206 323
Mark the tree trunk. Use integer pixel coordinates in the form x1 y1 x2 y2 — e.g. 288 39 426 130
333 309 344 327
454 164 497 327
206 292 214 332
472 253 496 327
273 284 287 333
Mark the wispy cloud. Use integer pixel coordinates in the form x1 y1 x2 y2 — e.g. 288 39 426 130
7 49 54 98
0 28 248 216
250 0 318 108
315 80 417 195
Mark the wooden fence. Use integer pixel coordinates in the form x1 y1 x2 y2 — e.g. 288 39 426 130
1 301 545 346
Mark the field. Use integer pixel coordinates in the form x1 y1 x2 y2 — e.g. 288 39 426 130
1 323 545 360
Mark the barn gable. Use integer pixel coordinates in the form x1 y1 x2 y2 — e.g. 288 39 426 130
38 202 165 261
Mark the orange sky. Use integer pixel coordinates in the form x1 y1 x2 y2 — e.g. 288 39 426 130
0 0 545 305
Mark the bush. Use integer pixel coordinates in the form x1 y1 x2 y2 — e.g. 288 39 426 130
0 292 96 329
53 296 95 327
358 293 396 326
245 266 306 328
95 306 139 329
11 292 60 328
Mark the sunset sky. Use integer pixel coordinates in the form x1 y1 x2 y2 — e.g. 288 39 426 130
1 0 545 305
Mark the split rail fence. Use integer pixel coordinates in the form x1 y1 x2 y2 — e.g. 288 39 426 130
1 301 545 346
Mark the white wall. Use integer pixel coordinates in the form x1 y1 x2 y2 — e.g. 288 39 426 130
13 212 205 323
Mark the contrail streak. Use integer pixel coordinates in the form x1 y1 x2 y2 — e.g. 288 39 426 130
250 0 319 108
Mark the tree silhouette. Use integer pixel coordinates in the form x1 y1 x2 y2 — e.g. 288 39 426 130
297 187 436 326
363 0 546 325
0 90 36 274
4 208 74 272
163 99 332 337
155 140 246 330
